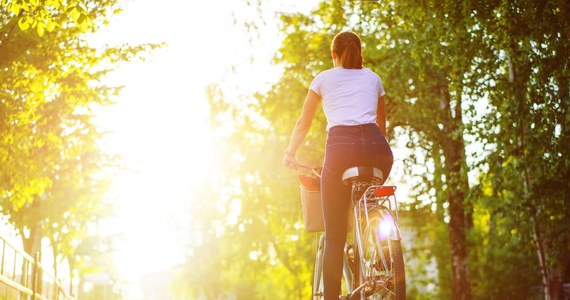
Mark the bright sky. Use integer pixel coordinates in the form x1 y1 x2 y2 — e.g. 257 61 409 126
89 0 320 297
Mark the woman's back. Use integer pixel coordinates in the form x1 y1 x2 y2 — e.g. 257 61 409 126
310 67 384 131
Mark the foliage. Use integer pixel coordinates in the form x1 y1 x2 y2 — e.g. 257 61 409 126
2 0 108 35
473 1 570 298
0 0 160 283
175 84 318 299
178 0 570 299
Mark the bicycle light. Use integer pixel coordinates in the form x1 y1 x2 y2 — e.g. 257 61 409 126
377 214 395 241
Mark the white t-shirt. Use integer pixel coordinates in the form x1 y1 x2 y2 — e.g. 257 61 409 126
309 67 385 131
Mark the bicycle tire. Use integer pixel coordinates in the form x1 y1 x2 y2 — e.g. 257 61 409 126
359 208 406 300
312 235 325 300
313 234 355 300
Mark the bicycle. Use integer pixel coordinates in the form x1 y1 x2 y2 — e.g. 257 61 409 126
298 165 406 300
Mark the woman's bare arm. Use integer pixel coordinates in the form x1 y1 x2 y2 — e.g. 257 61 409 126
283 89 321 167
376 95 387 137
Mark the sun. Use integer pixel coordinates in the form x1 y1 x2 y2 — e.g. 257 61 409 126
89 0 225 285
88 0 322 295
94 48 219 283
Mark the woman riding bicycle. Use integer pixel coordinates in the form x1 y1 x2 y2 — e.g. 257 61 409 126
282 31 394 300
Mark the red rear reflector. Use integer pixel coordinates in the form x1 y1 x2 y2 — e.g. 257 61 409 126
375 186 396 197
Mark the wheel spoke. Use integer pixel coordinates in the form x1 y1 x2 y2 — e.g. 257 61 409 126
359 208 406 299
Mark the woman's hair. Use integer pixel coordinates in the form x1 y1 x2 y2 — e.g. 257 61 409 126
331 31 363 69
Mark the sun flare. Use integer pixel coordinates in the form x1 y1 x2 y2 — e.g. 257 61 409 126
89 0 230 286
85 0 321 297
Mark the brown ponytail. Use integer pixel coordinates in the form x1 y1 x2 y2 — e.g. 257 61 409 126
331 31 363 69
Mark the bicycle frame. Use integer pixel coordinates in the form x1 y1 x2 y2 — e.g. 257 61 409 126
306 165 405 300
350 183 401 296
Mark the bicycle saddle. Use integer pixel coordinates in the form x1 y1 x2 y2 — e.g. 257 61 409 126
341 166 383 185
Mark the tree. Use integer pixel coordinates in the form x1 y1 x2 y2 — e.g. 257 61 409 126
189 85 316 299
182 1 570 299
475 1 570 298
3 0 100 35
0 0 160 281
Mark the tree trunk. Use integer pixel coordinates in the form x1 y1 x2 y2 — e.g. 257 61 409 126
445 150 471 300
532 224 566 300
509 44 569 300
531 209 552 300
440 80 471 300
440 142 471 300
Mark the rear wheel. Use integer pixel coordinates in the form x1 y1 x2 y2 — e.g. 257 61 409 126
359 208 406 299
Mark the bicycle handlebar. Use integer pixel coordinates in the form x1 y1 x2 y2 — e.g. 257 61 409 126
296 163 321 178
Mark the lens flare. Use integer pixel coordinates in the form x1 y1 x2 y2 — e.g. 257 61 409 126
377 214 394 241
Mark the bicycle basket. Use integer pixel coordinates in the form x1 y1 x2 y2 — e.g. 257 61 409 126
300 184 325 232
298 173 353 233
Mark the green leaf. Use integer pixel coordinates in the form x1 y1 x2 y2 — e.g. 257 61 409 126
8 1 21 15
18 17 30 31
20 1 29 11
77 13 86 25
47 20 56 32
37 22 45 36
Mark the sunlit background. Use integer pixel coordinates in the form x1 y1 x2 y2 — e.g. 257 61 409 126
5 0 565 299
89 0 319 297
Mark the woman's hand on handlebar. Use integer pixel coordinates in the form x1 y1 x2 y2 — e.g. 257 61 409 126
282 150 300 170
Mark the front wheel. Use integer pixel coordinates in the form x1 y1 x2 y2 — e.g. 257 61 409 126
313 235 325 299
359 208 406 299
313 234 354 299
